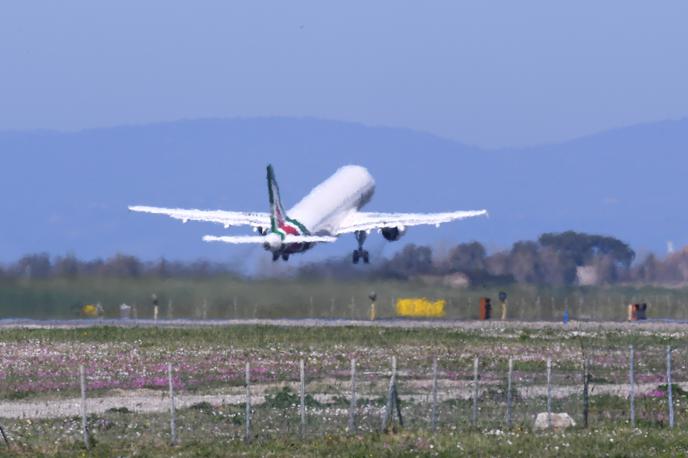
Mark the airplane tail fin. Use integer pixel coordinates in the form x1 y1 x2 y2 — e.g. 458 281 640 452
266 165 309 237
267 164 288 227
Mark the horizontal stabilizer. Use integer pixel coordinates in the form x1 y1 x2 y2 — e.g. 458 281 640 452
202 235 337 244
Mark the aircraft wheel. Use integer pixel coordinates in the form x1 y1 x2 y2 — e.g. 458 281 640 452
272 252 280 262
282 253 290 261
352 250 360 264
362 250 370 264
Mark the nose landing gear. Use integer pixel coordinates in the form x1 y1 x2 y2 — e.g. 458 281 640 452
352 231 370 264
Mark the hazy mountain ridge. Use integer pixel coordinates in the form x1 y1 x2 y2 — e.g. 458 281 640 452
1 117 686 262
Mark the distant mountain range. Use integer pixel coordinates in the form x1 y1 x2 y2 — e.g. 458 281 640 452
1 117 686 265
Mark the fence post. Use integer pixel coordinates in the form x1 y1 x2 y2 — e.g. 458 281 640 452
431 356 438 432
472 356 479 427
299 359 306 437
0 424 8 448
348 358 357 433
381 356 397 431
79 365 89 449
506 357 513 429
168 363 177 445
667 346 674 429
245 362 252 443
394 382 404 427
629 345 636 428
583 358 590 428
546 357 552 430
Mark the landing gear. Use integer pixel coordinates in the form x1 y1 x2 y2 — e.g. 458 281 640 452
272 252 290 262
353 249 370 264
352 231 370 264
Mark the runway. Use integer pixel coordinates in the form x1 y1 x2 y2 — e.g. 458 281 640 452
1 317 687 331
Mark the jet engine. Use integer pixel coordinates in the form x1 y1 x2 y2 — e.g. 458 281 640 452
381 226 406 242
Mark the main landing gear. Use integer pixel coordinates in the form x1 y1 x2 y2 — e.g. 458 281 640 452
272 252 290 262
352 230 370 264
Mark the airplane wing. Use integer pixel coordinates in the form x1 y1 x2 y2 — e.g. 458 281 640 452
128 206 271 229
203 235 337 244
335 209 488 234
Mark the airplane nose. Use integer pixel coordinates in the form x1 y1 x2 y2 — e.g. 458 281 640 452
263 233 282 251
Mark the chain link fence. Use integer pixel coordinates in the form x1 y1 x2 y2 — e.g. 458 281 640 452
0 343 685 450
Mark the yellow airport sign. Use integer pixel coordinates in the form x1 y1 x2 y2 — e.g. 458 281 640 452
396 298 445 318
81 304 99 318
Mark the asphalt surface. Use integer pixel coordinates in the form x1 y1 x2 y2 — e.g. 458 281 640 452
1 318 687 331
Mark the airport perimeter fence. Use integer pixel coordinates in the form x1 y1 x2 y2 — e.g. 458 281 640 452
127 291 688 322
174 291 687 322
4 277 688 322
0 343 687 449
63 291 688 323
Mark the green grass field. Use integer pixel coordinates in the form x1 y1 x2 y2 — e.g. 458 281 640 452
1 325 688 456
4 422 688 457
2 277 688 321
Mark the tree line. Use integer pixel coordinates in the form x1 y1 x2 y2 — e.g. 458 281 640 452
1 231 687 286
301 231 688 286
0 254 237 280
380 231 637 285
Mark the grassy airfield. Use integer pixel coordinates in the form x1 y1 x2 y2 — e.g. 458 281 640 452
3 423 688 457
0 324 687 456
2 277 688 321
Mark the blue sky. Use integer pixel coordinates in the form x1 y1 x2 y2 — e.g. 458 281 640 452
1 1 687 147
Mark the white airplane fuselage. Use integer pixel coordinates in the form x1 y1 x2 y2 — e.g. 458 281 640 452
289 165 375 236
267 165 375 255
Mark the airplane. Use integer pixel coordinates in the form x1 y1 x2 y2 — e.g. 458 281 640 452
129 165 488 263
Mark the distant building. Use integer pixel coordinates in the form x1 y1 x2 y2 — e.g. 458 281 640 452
415 273 470 288
576 265 598 286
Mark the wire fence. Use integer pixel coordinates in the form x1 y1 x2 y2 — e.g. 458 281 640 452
140 292 688 322
0 344 685 449
2 277 688 322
